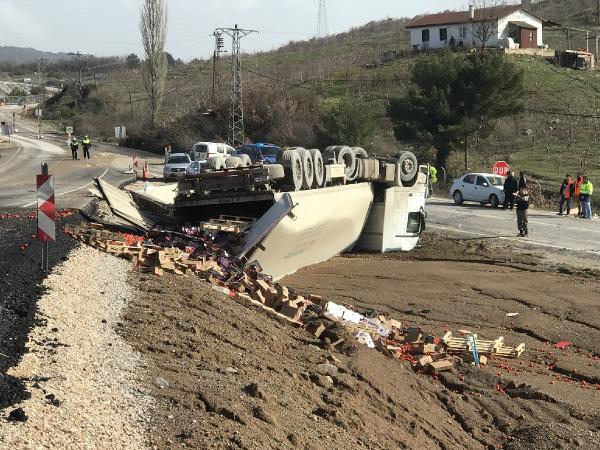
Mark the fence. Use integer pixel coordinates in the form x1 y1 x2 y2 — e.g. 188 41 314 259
0 94 52 106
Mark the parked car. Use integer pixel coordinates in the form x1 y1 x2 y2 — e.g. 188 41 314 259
236 143 281 164
191 142 235 163
163 153 192 181
450 173 506 208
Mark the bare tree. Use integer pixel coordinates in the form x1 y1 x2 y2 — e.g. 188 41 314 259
470 0 507 52
140 0 167 126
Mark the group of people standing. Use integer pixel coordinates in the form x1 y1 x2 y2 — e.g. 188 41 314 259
68 136 92 160
501 169 595 238
502 171 530 237
558 173 594 219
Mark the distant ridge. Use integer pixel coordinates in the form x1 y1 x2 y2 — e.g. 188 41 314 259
0 46 70 64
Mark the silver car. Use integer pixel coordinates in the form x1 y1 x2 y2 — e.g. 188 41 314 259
163 153 191 181
450 173 506 208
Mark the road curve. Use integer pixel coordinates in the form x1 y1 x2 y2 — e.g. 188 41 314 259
0 106 162 209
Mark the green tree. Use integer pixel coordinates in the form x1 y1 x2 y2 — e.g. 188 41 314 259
387 51 524 169
316 96 376 147
9 87 28 97
126 53 141 69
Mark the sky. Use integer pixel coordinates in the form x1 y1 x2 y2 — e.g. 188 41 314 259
0 0 506 60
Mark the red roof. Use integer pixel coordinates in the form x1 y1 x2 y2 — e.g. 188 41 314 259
406 5 536 29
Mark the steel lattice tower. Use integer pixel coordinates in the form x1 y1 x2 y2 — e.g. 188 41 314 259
316 0 329 38
215 25 257 147
212 31 226 97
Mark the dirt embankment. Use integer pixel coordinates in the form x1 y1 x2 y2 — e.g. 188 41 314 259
116 231 599 450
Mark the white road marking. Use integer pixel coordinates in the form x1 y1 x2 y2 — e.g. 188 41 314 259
10 134 66 156
0 147 23 169
428 224 600 256
20 167 110 208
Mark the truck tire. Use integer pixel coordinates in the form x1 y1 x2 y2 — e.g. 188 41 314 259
309 149 325 188
294 148 314 189
207 155 225 171
337 146 357 182
238 153 252 167
352 147 368 159
267 164 285 180
281 149 303 191
225 156 242 169
396 151 418 183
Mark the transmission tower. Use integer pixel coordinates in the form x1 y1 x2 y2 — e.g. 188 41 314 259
316 0 329 38
211 30 226 97
215 25 258 147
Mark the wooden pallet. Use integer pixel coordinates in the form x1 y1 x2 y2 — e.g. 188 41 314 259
442 332 525 358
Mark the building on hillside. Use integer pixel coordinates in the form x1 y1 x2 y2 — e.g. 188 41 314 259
406 3 544 51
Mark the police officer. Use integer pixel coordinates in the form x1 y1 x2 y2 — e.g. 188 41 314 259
82 135 91 159
580 176 594 219
428 165 438 197
70 137 79 160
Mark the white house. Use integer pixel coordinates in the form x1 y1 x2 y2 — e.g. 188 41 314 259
407 3 544 51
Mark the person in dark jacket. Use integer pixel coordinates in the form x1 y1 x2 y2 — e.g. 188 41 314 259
558 174 575 216
519 171 527 190
514 188 530 237
503 171 519 210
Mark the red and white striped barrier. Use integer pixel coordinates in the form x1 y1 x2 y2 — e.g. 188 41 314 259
36 174 56 242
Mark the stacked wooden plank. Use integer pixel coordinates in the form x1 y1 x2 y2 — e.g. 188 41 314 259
442 331 525 358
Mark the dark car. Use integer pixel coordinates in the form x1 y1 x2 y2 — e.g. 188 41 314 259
236 143 281 164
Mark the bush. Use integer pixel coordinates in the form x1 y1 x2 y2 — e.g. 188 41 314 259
315 96 376 148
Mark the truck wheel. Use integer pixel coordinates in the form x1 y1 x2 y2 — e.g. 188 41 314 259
267 164 285 180
337 146 357 181
352 147 368 159
397 151 418 182
453 190 464 205
309 149 325 188
238 153 252 167
294 148 314 189
207 155 225 170
225 156 242 168
281 149 303 191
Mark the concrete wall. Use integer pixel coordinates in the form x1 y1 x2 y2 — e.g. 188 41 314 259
498 10 543 47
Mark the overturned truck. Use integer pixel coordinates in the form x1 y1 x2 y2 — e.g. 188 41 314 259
101 145 429 280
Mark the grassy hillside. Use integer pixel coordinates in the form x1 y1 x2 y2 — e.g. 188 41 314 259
38 5 600 202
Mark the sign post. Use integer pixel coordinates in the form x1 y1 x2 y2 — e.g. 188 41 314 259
35 108 42 139
493 161 510 177
37 163 55 272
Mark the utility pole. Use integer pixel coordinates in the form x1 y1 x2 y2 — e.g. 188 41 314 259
68 52 84 109
316 0 329 38
212 31 226 97
215 25 258 147
36 57 48 94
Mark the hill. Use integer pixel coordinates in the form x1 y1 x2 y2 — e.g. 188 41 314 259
38 2 600 205
0 46 70 64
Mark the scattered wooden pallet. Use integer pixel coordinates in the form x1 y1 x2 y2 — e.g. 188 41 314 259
442 332 525 358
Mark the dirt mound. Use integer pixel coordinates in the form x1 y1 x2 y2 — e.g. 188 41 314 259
121 270 481 450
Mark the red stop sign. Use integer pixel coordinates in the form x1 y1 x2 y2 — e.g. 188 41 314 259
493 161 510 176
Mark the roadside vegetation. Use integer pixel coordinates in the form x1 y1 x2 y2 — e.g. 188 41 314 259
2 0 599 204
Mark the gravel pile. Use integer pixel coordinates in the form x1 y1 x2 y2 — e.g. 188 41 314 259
0 246 152 449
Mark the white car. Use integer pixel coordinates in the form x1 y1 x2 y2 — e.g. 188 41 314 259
450 173 506 208
191 142 235 163
163 153 192 182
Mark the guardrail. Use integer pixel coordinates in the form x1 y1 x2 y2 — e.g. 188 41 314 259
0 94 52 106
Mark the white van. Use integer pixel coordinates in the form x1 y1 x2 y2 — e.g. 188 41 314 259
191 142 235 163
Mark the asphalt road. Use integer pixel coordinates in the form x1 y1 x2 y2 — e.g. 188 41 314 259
0 105 162 210
426 197 600 259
